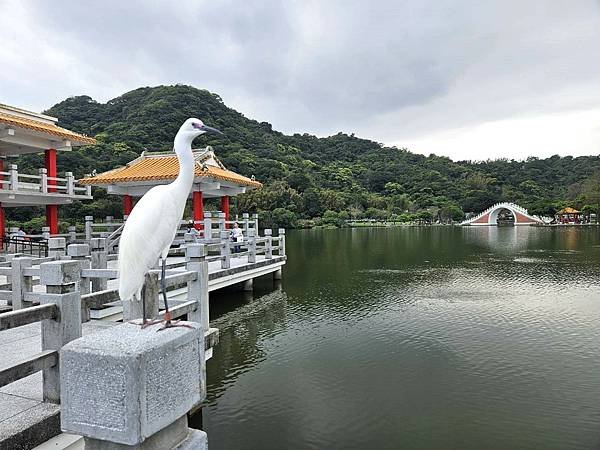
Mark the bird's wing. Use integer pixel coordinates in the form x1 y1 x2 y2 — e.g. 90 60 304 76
118 185 184 301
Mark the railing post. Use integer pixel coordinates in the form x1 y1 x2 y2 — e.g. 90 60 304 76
48 237 66 259
65 171 75 195
67 225 77 243
278 228 286 257
85 216 93 241
220 230 230 269
242 212 249 235
9 164 18 191
186 244 209 332
11 256 32 309
40 260 81 403
123 271 159 321
203 212 212 241
90 238 107 292
218 212 226 234
247 228 257 263
42 226 51 241
252 213 259 231
264 229 273 259
39 167 48 193
68 245 90 291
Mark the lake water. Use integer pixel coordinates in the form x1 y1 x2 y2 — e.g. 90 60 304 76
199 226 600 450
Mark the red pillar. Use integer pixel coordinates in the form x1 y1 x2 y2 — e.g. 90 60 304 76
45 149 58 234
221 195 230 228
123 195 133 216
0 204 4 244
193 191 204 230
0 160 3 242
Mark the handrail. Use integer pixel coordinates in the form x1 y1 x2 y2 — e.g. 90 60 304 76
0 304 58 331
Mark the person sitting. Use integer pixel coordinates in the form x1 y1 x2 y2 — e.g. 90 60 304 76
230 222 244 253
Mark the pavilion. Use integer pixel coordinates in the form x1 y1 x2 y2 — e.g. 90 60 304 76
79 147 261 227
555 207 583 224
0 103 96 241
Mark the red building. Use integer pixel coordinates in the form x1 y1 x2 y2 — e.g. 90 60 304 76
0 103 96 241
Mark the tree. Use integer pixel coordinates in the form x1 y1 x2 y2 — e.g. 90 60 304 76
582 172 600 222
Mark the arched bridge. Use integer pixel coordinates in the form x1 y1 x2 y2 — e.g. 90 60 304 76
461 202 543 226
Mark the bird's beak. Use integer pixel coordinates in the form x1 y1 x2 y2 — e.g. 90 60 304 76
200 124 223 135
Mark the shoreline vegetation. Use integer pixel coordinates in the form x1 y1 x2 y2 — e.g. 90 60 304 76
6 85 600 232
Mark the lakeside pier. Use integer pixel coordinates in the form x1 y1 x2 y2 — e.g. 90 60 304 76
0 213 286 449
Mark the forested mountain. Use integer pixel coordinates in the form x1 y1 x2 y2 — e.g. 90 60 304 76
11 85 600 229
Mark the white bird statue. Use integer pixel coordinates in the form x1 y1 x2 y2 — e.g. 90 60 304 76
118 118 222 328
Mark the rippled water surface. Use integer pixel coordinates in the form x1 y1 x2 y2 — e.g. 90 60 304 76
200 227 600 449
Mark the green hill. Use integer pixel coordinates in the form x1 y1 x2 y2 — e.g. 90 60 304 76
10 85 600 229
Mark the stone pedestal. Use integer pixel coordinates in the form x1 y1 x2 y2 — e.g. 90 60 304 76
60 322 207 449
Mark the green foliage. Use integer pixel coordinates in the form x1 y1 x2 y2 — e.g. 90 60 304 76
7 85 600 228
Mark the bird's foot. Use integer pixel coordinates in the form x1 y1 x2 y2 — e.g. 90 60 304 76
157 311 194 331
128 319 162 329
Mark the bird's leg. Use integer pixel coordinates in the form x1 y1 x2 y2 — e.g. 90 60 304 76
159 256 193 331
161 256 171 325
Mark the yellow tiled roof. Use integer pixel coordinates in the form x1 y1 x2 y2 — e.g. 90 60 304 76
0 112 96 145
558 207 580 214
79 153 261 188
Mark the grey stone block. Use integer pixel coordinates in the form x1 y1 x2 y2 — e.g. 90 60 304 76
60 322 205 445
90 238 107 251
39 261 80 286
47 238 66 249
67 244 90 257
185 244 206 259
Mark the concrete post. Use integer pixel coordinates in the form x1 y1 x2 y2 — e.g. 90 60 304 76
247 228 257 263
274 268 283 280
218 212 226 234
9 164 18 191
220 230 230 269
252 213 259 231
203 212 212 241
68 243 91 321
67 226 77 243
11 256 32 309
65 171 75 195
123 272 159 321
84 216 93 241
40 260 81 403
39 167 48 193
186 244 209 333
48 237 66 259
242 213 249 236
60 322 207 449
264 229 273 260
243 279 253 291
90 238 107 292
278 228 286 257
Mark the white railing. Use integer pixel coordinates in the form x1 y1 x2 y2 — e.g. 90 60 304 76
0 165 91 198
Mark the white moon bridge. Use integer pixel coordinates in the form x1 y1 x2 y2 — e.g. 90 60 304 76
461 202 543 226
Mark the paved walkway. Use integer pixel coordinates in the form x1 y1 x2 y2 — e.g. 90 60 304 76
0 253 285 448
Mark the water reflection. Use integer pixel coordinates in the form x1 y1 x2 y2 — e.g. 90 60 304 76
203 227 600 450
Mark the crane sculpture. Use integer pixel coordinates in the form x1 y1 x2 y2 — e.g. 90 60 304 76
118 118 222 328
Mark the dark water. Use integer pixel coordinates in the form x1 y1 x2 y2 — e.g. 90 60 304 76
201 227 600 450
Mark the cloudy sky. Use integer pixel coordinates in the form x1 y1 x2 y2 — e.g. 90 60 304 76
2 0 600 161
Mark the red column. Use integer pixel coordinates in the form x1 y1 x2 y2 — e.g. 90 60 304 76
0 204 4 244
193 191 204 230
221 195 230 228
123 195 133 216
0 160 3 242
45 149 58 234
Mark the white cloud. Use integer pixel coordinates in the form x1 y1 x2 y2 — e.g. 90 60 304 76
1 0 599 160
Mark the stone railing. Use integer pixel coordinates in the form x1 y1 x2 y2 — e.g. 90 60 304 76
0 165 91 197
